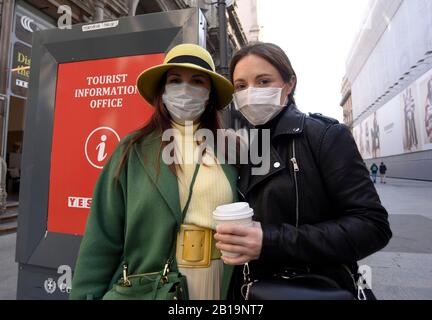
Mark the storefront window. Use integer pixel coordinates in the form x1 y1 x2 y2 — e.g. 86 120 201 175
3 2 55 198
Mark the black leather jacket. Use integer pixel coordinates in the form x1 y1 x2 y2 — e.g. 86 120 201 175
232 104 392 296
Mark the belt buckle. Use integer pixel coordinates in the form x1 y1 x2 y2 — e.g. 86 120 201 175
176 224 212 268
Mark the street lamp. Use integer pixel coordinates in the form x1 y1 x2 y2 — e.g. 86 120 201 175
218 0 229 79
201 0 234 78
202 0 234 127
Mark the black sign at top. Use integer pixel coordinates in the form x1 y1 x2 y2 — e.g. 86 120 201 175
15 13 40 45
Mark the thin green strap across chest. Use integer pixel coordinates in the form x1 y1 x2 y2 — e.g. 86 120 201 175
181 163 201 220
168 163 201 269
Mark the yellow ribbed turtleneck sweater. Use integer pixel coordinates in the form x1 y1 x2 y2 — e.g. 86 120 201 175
171 121 233 300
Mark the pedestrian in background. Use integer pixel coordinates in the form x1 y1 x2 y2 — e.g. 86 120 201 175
379 162 387 184
370 163 378 183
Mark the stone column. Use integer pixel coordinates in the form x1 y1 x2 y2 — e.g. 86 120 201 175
0 0 15 158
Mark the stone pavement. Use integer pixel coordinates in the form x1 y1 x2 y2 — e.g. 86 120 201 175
359 178 432 300
0 178 431 300
0 232 17 300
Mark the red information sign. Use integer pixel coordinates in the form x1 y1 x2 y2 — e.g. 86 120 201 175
47 54 164 235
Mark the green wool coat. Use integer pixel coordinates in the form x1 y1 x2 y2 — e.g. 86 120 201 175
69 132 238 300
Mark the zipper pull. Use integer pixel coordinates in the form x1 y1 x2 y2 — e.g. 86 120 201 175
290 157 300 172
237 187 245 200
121 264 131 287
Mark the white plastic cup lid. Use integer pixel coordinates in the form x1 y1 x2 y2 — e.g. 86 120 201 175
213 202 254 221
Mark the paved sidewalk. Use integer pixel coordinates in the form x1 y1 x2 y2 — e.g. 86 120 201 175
360 178 432 300
0 232 17 300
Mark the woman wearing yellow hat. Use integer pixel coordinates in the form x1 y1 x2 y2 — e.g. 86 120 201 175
70 44 238 300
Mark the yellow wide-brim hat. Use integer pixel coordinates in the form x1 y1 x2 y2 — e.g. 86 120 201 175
136 43 234 110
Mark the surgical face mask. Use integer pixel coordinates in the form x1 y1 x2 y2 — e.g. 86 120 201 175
162 83 210 123
233 86 288 126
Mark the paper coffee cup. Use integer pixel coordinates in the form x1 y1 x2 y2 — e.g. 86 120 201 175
213 202 254 257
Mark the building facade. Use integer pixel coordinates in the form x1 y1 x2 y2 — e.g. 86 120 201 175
235 0 261 43
344 0 432 181
340 76 353 130
0 0 251 198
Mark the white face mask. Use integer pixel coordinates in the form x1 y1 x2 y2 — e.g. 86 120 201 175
162 83 210 123
233 87 288 126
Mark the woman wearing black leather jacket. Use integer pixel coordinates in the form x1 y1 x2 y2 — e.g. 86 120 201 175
214 42 392 299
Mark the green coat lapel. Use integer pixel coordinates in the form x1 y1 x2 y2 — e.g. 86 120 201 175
134 134 239 227
133 133 182 226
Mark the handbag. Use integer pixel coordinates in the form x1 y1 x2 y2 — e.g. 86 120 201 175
102 165 200 300
102 261 189 300
241 263 357 300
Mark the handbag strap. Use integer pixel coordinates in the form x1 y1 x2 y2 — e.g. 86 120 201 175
181 163 201 221
166 163 201 271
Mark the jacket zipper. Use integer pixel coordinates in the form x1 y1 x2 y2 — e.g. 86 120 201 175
289 139 365 300
290 139 300 228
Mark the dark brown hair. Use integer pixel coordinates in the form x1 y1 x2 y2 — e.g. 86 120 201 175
229 42 297 104
115 73 224 180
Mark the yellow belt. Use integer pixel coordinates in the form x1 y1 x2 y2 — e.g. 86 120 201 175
176 224 222 268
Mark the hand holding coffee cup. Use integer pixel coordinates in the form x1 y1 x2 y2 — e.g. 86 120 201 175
213 203 262 262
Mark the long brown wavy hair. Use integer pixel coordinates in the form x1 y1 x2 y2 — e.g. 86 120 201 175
115 73 224 180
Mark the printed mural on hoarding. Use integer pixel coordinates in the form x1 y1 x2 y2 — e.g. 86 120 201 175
362 114 373 159
370 112 380 158
401 84 421 153
418 68 432 148
354 113 378 159
376 95 404 158
353 68 432 159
